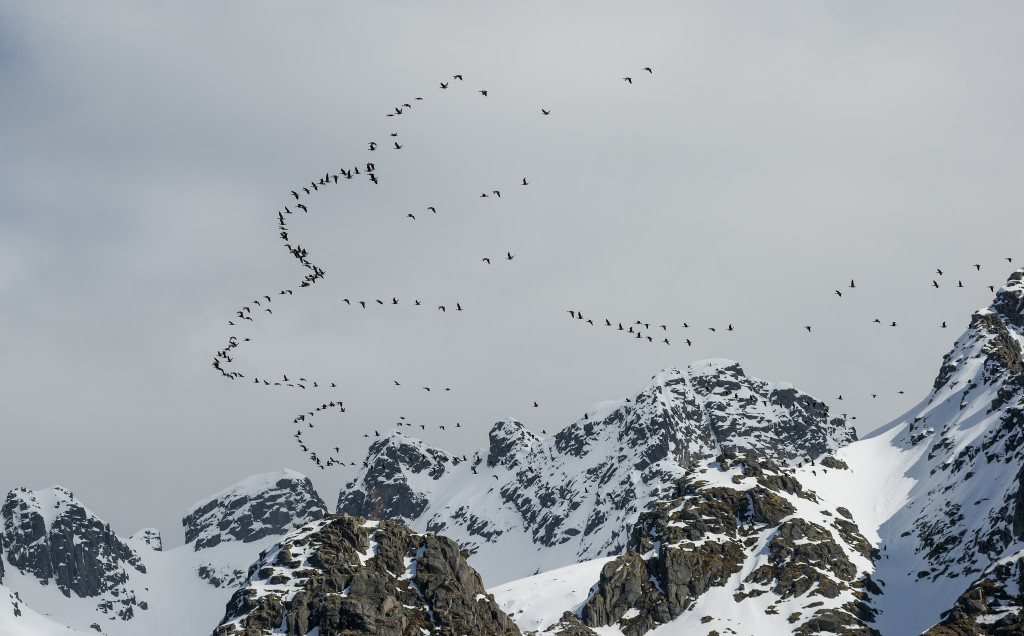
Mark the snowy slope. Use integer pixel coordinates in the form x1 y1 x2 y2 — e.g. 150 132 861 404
813 268 1024 634
339 360 855 585
0 583 94 636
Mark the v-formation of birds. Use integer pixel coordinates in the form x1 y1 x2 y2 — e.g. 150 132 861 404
212 66 1015 470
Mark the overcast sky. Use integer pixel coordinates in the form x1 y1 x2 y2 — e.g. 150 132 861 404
2 1 1023 548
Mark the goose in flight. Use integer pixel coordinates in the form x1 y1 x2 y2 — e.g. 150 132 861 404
623 77 632 84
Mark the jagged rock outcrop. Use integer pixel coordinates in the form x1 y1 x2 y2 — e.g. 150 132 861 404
184 468 327 551
1 486 145 619
213 513 520 636
922 559 1024 635
577 453 878 636
183 468 328 589
338 361 857 584
130 528 162 551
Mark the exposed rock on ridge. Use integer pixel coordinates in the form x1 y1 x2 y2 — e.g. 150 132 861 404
213 513 520 636
183 468 327 551
338 360 857 584
577 453 878 636
1 486 145 620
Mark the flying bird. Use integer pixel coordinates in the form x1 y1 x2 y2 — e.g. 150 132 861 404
643 67 652 73
522 178 529 185
480 90 488 96
623 77 632 84
541 109 550 115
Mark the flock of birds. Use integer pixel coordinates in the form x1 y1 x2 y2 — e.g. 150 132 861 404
212 67 1016 470
212 70 661 469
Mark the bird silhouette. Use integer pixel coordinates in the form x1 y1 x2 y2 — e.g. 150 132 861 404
506 252 515 261
522 178 529 185
623 77 632 84
541 109 550 115
482 257 491 264
480 90 488 96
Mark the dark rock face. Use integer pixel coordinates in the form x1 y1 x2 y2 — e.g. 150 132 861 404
183 469 328 551
1 486 144 620
923 560 1024 635
337 436 451 524
213 514 521 636
578 453 878 636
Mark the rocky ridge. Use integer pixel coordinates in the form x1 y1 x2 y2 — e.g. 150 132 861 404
573 452 878 636
213 513 520 636
849 269 1024 633
0 486 146 621
338 360 857 584
183 468 328 589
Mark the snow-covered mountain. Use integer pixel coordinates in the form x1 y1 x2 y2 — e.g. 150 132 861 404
6 268 1024 635
337 358 857 585
0 469 327 636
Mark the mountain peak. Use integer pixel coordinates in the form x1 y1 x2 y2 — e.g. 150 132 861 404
339 360 856 584
183 469 327 551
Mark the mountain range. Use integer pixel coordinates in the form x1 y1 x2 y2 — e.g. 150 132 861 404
3 268 1024 635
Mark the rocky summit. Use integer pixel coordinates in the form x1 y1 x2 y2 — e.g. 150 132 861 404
338 359 857 585
0 486 146 621
213 513 520 636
